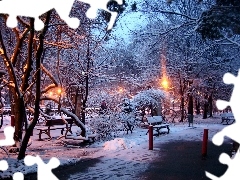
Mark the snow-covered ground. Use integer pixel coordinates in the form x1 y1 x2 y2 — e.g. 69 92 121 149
0 114 229 179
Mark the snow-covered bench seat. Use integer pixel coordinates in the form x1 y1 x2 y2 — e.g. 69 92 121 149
220 112 235 125
145 116 170 136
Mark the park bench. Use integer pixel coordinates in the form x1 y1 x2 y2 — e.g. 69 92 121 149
145 116 170 136
36 116 73 140
220 112 235 125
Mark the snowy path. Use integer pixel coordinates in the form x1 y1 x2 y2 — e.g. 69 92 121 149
68 145 158 179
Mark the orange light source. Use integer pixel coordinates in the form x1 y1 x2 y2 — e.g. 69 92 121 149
57 88 62 94
118 87 124 93
162 79 169 89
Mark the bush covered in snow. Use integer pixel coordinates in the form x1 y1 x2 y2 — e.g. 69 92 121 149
132 89 165 109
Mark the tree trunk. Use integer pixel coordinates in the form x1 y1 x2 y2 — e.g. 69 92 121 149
195 98 200 115
81 37 91 126
180 96 185 122
14 96 27 145
208 94 213 117
75 90 82 120
187 95 193 115
156 99 162 116
203 95 208 119
0 29 26 146
18 12 51 160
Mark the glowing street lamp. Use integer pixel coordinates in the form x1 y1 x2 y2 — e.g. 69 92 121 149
118 87 124 93
57 88 62 95
161 78 169 90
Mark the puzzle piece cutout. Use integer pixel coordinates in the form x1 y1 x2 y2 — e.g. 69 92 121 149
24 155 60 180
206 70 240 179
0 159 24 180
0 0 122 31
0 0 78 31
206 151 240 179
12 172 24 180
79 0 123 30
212 71 240 146
0 160 8 171
0 155 58 180
0 126 15 146
13 172 24 180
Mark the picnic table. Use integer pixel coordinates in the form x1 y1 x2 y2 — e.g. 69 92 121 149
36 116 74 140
220 112 235 125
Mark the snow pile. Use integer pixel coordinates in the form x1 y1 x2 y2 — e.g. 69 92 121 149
103 138 136 150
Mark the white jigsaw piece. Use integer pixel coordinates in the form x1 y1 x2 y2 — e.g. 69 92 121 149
0 160 8 172
0 159 24 180
212 71 240 146
79 0 123 30
0 126 14 177
206 70 240 179
0 126 15 146
24 155 60 180
0 0 122 31
206 151 240 179
0 0 79 31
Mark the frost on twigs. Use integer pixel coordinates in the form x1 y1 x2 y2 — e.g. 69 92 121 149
0 0 122 31
206 70 240 179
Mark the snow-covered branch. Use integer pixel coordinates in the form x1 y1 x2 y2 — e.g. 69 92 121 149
0 30 22 98
41 84 58 94
60 107 86 136
224 37 240 47
41 64 59 86
11 28 30 65
156 9 197 21
40 96 60 104
33 38 73 49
